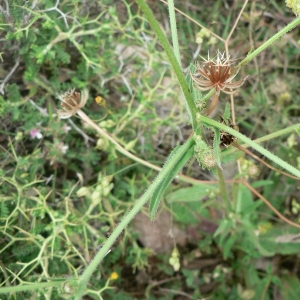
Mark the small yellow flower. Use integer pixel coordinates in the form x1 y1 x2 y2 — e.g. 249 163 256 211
57 89 88 119
110 272 119 280
95 95 106 106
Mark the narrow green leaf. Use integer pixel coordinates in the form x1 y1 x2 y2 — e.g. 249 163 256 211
259 225 300 255
214 219 231 238
241 200 263 217
242 220 274 256
223 102 231 120
150 146 194 220
252 180 274 188
167 184 218 203
223 234 237 259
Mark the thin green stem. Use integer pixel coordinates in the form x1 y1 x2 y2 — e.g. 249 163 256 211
194 89 216 137
251 123 300 144
222 123 300 157
168 0 181 66
77 110 161 172
238 16 300 67
135 0 197 129
0 281 64 294
202 88 216 104
198 115 300 178
74 138 195 300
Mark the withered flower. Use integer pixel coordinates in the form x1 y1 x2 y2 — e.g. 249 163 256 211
57 89 88 119
192 51 247 115
192 51 246 95
219 117 239 148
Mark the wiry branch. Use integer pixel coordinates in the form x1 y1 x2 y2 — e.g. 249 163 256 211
0 57 20 95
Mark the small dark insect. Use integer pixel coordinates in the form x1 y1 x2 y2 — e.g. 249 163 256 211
219 116 239 148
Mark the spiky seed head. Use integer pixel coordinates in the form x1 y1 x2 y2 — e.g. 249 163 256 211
57 89 88 119
192 50 247 95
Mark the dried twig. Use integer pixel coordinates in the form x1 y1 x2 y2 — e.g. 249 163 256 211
0 57 20 95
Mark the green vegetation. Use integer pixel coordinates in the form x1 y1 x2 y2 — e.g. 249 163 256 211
1 0 300 299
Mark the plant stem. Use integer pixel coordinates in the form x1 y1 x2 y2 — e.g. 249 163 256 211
74 138 195 300
194 89 215 136
168 0 181 66
135 0 198 129
217 166 232 212
251 123 300 144
198 115 300 178
202 88 216 104
77 110 161 172
222 123 300 157
0 281 63 294
238 16 300 67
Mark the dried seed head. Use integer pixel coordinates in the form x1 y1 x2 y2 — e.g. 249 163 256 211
218 117 239 148
57 89 88 119
192 51 247 95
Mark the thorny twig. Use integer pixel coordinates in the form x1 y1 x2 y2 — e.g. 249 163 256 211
37 0 80 29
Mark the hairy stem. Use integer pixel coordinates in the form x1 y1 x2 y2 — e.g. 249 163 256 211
168 0 181 66
198 115 300 178
74 138 195 299
0 281 63 294
238 16 300 67
222 123 300 157
135 0 198 129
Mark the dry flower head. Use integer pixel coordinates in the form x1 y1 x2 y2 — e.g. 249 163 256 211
219 117 239 148
192 51 247 95
57 89 88 119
